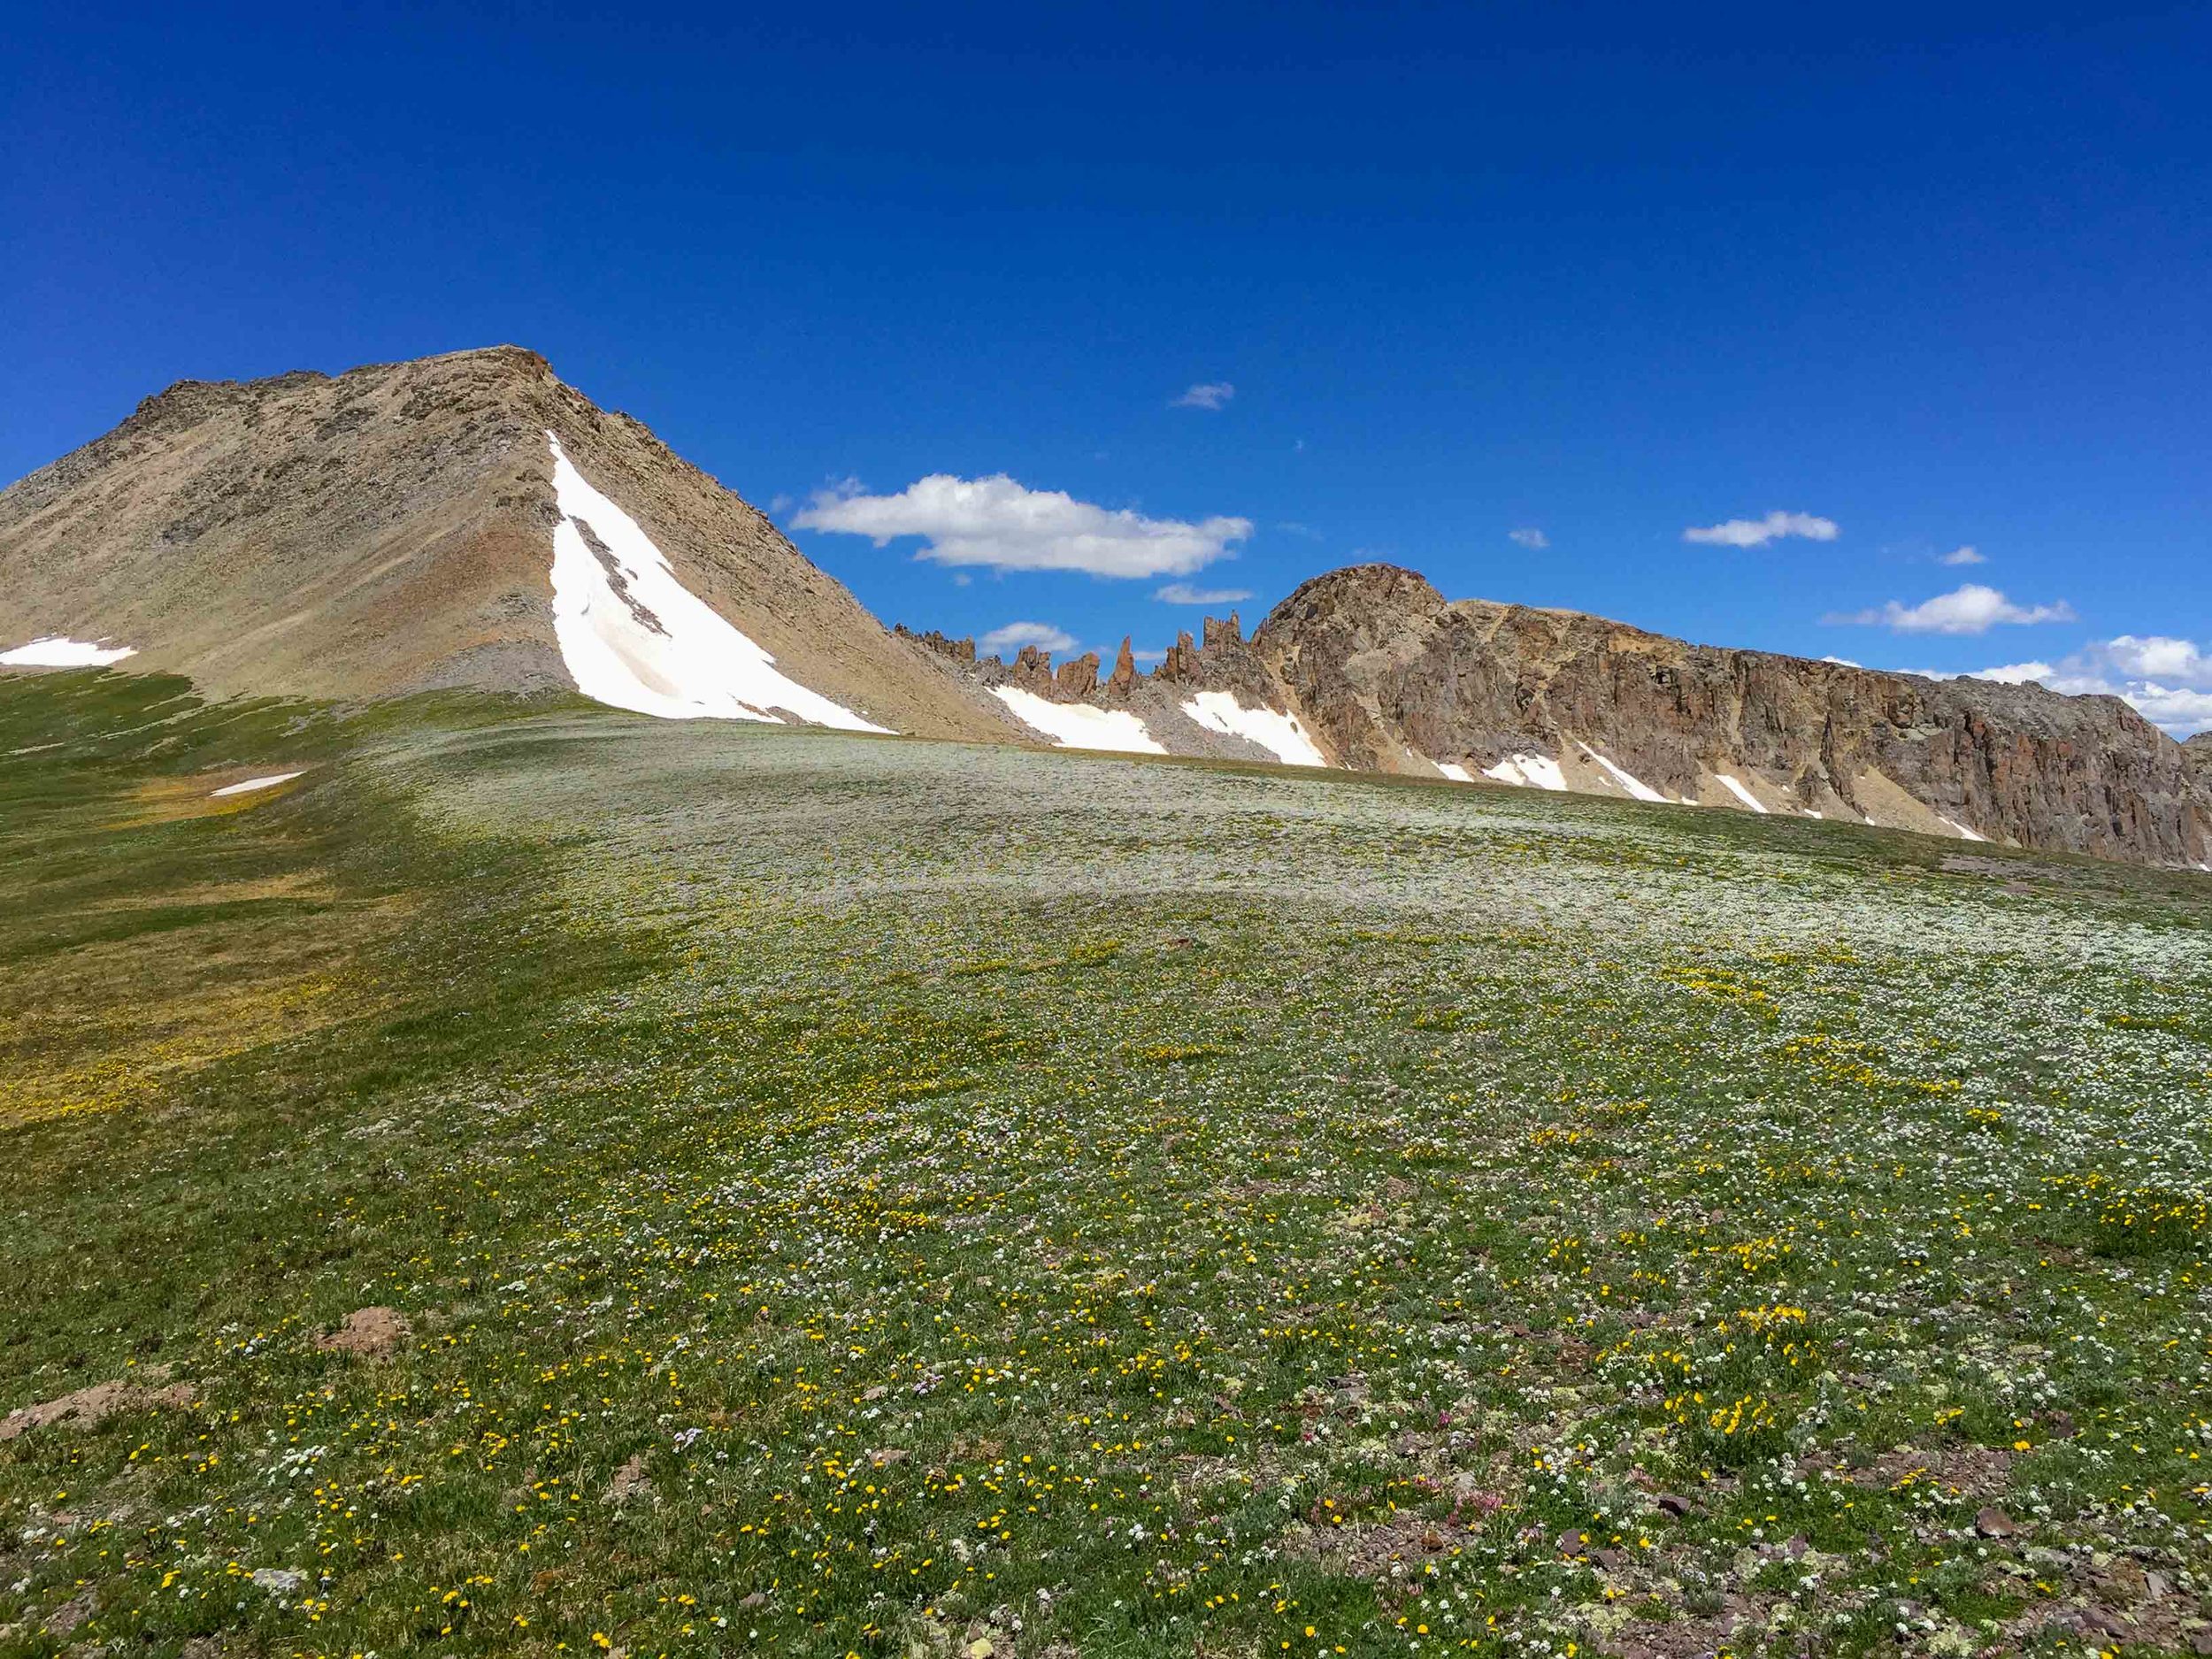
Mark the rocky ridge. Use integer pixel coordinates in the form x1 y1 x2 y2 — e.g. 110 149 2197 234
915 565 2212 870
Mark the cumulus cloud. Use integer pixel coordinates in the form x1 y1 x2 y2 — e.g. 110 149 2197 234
1968 661 2057 685
1155 582 1255 604
977 621 1079 657
2093 634 2212 682
1819 654 1863 667
1939 545 1985 565
1683 510 1839 549
1508 527 1549 549
1826 583 2077 635
794 475 1251 579
1171 381 1235 411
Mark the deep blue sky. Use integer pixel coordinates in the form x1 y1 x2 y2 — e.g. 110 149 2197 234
7 2 2209 718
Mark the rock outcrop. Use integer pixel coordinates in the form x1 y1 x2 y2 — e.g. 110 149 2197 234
1243 565 2210 868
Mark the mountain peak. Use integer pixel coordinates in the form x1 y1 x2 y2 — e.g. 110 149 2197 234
0 349 1012 743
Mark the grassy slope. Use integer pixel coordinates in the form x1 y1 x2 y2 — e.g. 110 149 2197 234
2 671 2208 1659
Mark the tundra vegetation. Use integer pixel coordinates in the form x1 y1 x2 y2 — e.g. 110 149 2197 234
3 672 2208 1658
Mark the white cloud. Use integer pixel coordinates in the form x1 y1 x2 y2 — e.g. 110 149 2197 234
1819 654 1862 667
794 474 1251 579
2093 634 2212 683
1939 544 1985 565
1967 661 2057 685
978 621 1079 657
2127 686 2212 733
1684 510 1839 549
1155 582 1254 605
1827 583 2077 635
1276 521 1322 540
1508 527 1549 549
1171 381 1235 411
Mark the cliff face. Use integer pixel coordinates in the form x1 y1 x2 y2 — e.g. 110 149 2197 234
0 348 1016 741
1247 566 2210 867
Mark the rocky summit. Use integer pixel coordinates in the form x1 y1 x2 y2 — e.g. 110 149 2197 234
4 349 2208 871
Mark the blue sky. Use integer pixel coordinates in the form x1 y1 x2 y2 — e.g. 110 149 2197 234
7 2 2209 727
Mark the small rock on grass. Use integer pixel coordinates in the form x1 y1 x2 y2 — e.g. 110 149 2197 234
607 1452 651 1503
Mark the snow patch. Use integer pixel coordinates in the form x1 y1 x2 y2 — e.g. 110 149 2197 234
546 433 887 731
1714 774 1769 814
1435 761 1473 783
1179 691 1328 767
1481 753 1568 792
2 637 136 667
991 686 1166 755
1574 741 1667 803
211 772 304 797
1938 816 1987 842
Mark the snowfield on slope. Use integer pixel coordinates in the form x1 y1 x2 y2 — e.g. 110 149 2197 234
546 433 887 731
2 637 137 667
1714 774 1769 814
1179 691 1329 767
991 687 1166 755
211 772 305 797
1482 753 1568 791
1574 741 1669 803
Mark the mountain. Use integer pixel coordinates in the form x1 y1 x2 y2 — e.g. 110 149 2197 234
0 347 1010 740
4 349 2208 870
911 565 2212 871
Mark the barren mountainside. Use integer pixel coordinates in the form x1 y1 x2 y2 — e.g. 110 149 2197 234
4 348 2207 870
0 347 1012 740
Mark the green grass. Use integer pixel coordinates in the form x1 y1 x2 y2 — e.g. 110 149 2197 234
4 670 2210 1658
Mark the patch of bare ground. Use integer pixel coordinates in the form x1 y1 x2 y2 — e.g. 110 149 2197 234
1849 1442 2014 1497
315 1305 411 1357
1 1369 196 1442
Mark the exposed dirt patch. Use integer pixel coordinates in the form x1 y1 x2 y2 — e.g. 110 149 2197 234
316 1306 411 1357
1 1372 196 1442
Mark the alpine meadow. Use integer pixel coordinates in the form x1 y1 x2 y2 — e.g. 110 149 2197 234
4 672 2208 1658
10 8 2212 1656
